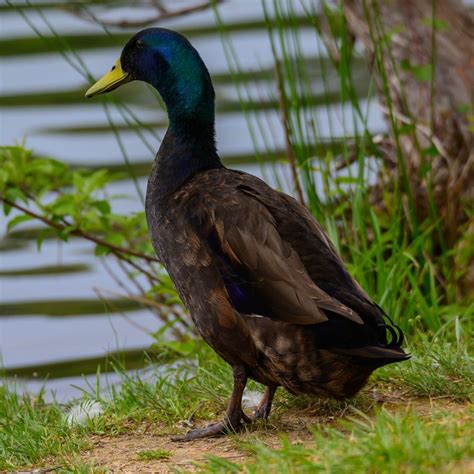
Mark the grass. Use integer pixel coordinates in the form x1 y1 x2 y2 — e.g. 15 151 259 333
377 339 474 401
56 461 106 474
93 343 232 431
137 449 172 461
1 336 472 471
0 385 89 470
201 408 473 473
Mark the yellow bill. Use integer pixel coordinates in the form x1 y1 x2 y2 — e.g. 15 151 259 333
85 58 131 98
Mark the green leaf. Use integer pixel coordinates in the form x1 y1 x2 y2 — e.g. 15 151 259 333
3 200 12 216
385 24 405 39
456 104 470 114
420 162 432 178
398 123 416 135
50 195 76 216
322 4 345 39
105 233 124 247
334 176 359 185
412 64 432 82
422 145 439 158
81 170 110 194
57 226 75 242
95 244 111 256
400 60 433 82
7 214 33 233
36 228 51 251
5 187 28 204
92 200 111 215
0 169 8 187
421 17 449 31
72 172 85 191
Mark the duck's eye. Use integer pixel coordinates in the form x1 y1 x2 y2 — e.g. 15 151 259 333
136 40 145 49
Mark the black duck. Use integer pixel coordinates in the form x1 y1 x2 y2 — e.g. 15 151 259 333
86 28 409 441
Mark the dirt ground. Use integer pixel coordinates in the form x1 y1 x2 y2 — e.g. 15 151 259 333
81 413 315 473
83 432 248 473
78 393 471 473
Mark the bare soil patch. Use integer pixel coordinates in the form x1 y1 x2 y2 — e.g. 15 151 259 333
80 415 314 473
78 394 470 473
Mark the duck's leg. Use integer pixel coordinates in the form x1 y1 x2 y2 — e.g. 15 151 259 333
171 366 249 442
252 386 277 420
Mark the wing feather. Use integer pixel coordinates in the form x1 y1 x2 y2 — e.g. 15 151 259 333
210 196 363 325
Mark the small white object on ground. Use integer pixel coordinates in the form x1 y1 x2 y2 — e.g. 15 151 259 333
242 389 264 409
66 399 103 426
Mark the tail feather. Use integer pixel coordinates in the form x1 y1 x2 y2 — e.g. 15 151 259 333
313 301 408 369
376 322 405 348
333 345 410 367
374 303 405 349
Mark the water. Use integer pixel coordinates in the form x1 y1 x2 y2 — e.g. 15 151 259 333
0 0 382 400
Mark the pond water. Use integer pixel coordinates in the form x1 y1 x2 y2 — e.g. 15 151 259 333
0 0 383 401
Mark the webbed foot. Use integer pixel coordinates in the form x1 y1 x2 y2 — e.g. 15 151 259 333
171 366 251 442
171 421 229 441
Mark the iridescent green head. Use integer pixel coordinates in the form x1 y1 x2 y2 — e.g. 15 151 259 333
86 28 215 128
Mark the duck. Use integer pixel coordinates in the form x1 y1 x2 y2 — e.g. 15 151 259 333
86 28 409 441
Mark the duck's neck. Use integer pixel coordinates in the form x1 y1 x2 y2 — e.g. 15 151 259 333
147 70 223 206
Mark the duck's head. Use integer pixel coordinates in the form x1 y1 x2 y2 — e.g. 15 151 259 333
86 28 215 126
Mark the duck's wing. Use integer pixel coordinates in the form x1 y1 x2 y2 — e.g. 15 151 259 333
201 179 363 326
233 173 387 327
